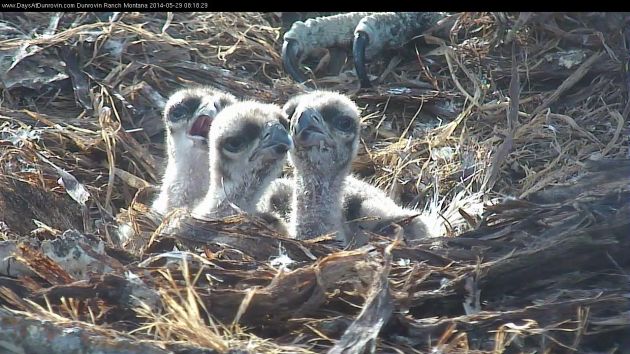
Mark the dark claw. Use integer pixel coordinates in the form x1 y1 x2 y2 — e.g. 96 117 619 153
353 30 371 88
282 38 308 84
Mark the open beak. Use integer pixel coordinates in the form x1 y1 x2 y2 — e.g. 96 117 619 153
188 114 212 140
250 123 292 162
293 107 332 148
188 105 218 141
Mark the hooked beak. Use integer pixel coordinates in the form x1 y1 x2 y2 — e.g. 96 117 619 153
353 30 372 88
293 108 331 147
250 123 292 162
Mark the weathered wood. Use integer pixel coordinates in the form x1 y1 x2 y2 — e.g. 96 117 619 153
328 235 397 354
0 308 173 354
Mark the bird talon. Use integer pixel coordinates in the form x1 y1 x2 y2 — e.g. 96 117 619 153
353 30 372 88
282 38 308 84
281 12 446 88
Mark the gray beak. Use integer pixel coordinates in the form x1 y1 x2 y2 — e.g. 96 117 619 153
250 123 292 161
293 107 330 147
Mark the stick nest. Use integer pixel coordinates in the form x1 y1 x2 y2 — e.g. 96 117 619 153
0 12 628 353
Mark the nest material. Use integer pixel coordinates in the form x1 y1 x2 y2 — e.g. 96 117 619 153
0 12 629 353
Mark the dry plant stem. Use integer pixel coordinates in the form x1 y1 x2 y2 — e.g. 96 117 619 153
482 43 519 192
98 106 118 213
530 51 604 118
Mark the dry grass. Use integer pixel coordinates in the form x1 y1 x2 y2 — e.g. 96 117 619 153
132 260 316 353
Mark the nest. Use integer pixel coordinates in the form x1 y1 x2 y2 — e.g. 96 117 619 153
0 12 628 353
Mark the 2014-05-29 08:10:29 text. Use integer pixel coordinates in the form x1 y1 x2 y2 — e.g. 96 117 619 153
1 2 209 9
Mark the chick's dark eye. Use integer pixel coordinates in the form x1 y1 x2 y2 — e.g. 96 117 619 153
169 104 189 122
168 96 201 122
333 116 355 132
223 137 246 153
